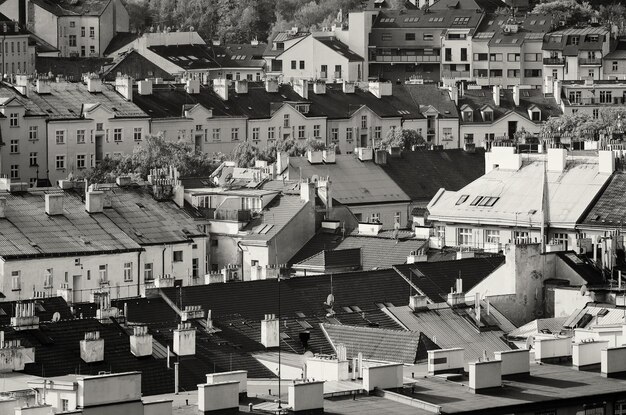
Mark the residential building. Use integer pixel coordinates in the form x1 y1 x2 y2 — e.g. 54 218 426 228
0 13 36 76
0 78 48 187
99 50 173 82
36 56 112 81
603 37 626 80
0 0 130 57
542 27 611 84
263 28 310 75
555 79 626 119
458 85 562 148
265 32 364 82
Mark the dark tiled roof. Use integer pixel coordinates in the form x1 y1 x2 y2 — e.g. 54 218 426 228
0 84 47 116
605 39 626 60
475 13 554 46
394 256 505 302
404 84 459 118
0 14 31 35
543 28 609 53
429 0 505 12
580 172 626 228
315 37 363 62
241 195 309 242
36 57 112 82
555 251 605 286
0 297 73 326
381 149 485 202
100 50 174 81
295 248 361 270
103 32 140 55
148 43 266 71
289 232 344 265
459 87 562 124
373 9 483 31
31 0 114 16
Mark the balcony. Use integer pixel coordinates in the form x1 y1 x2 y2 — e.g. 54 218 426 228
543 57 565 65
198 207 252 222
374 55 440 63
442 71 470 79
579 58 602 66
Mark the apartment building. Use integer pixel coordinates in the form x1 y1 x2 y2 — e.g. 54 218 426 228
0 13 36 76
603 38 626 80
542 27 611 84
472 14 553 88
0 0 129 57
555 79 626 117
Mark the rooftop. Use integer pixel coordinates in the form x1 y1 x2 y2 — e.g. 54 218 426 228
30 0 114 16
293 248 362 271
543 27 609 54
372 9 483 31
315 37 363 62
580 172 626 229
36 57 112 82
148 43 266 71
241 194 310 242
475 14 554 46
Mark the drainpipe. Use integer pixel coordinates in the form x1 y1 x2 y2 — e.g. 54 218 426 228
137 250 142 296
162 245 167 277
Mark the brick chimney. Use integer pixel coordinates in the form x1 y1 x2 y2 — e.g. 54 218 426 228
80 331 104 363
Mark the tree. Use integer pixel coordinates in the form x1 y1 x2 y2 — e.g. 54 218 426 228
380 128 425 150
532 0 595 27
598 3 626 35
540 108 626 142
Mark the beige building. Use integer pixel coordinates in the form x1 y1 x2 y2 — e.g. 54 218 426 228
0 14 36 76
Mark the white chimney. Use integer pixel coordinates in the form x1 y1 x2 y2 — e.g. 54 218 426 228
198 381 239 413
86 74 102 93
427 348 464 375
261 314 279 348
573 340 609 370
599 150 615 174
534 336 572 363
186 78 200 94
322 149 336 164
36 78 51 94
368 81 392 98
553 80 562 105
173 322 196 356
342 81 356 94
115 75 133 101
450 85 459 105
265 78 279 93
358 222 383 235
409 294 428 310
547 147 567 172
130 325 153 357
494 349 530 376
601 345 626 378
288 381 324 412
45 193 64 216
276 151 289 175
235 80 248 94
11 303 39 330
313 80 326 94
0 197 6 218
213 78 229 101
300 181 316 203
357 147 373 161
294 79 308 99
512 85 520 106
307 150 323 164
80 331 104 363
469 360 502 391
493 85 500 107
138 79 153 95
85 191 104 213
205 370 248 396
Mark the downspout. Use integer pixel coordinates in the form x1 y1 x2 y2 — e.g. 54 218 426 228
162 245 166 277
137 250 142 297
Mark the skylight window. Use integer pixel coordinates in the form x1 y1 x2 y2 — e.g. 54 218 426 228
452 17 470 25
404 17 420 22
474 196 500 207
456 195 469 205
470 196 483 206
380 17 396 23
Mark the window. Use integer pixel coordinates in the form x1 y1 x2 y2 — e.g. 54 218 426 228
192 258 199 278
485 230 500 245
460 48 467 61
75 129 85 144
507 53 520 62
61 399 69 412
76 154 86 169
173 251 183 262
89 26 95 38
444 48 452 61
361 115 367 129
474 53 488 61
212 128 221 141
381 33 392 41
443 127 452 139
268 127 275 140
524 53 539 62
507 69 520 78
371 213 380 223
144 263 153 281
11 271 20 291
28 126 38 140
583 408 604 415
29 152 37 166
514 231 530 243
123 262 133 282
346 127 353 141
593 108 599 119
133 127 142 141
81 26 85 37
9 113 18 127
113 128 122 142
69 35 76 46
405 33 416 41
10 165 18 179
252 127 260 141
615 400 626 415
457 228 473 246
483 111 493 122
600 90 612 103
89 45 95 55
394 212 401 223
298 125 305 139
374 126 382 140
98 264 107 282
552 69 558 80
531 110 541 121
283 114 290 128
69 21 75 28
313 125 320 138
435 226 445 243
55 155 65 169
331 128 339 141
524 69 542 77
613 61 619 71
10 139 18 153
291 60 297 70
423 33 433 41
56 130 65 144
44 268 53 288
552 233 568 245
489 53 502 62
299 60 305 70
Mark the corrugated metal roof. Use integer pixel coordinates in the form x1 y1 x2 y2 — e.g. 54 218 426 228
575 306 626 328
508 317 567 338
386 305 511 362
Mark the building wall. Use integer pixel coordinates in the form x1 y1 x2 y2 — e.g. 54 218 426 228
56 16 100 57
113 0 129 33
247 104 326 149
349 201 410 229
102 53 172 82
460 112 541 148
326 107 402 154
603 58 626 80
31 4 58 51
208 234 241 273
141 238 207 287
1 34 36 75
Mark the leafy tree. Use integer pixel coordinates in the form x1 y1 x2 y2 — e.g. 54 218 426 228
540 109 626 141
380 128 425 150
598 3 626 34
532 0 595 27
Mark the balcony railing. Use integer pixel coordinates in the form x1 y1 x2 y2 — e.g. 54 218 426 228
543 57 565 65
579 58 602 66
566 97 626 105
197 207 252 222
374 55 440 63
441 70 470 79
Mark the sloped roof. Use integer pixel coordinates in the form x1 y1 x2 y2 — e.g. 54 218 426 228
316 37 363 61
31 0 114 16
148 43 265 71
36 57 112 82
321 323 420 364
372 9 483 31
103 32 140 56
394 257 505 303
564 305 626 329
0 297 73 326
555 251 605 286
476 13 554 47
429 0 505 12
508 317 567 339
294 248 362 270
241 195 310 242
580 172 626 229
381 149 485 202
543 27 609 53
288 155 411 205
0 84 47 116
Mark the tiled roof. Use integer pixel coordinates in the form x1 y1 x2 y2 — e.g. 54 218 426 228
336 234 427 270
429 0 505 12
31 0 114 16
315 37 363 62
148 43 265 71
394 256 505 303
36 57 112 82
0 14 31 35
564 305 626 329
381 149 485 202
294 248 362 270
386 305 511 362
555 251 605 286
288 155 411 205
508 317 568 338
321 323 420 364
543 27 609 53
0 297 73 326
475 14 554 46
0 190 141 259
580 172 626 228
372 9 483 30
404 84 459 118
605 39 626 60
103 32 140 56
0 84 47 116
459 88 562 124
241 195 310 242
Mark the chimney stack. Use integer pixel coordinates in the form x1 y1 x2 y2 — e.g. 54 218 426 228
129 326 152 357
11 302 40 330
547 147 567 172
173 322 196 356
80 331 104 363
293 79 309 99
513 85 520 107
313 80 326 94
300 180 316 204
493 85 500 107
342 81 355 94
86 74 102 93
409 294 428 311
185 78 200 94
0 197 6 218
137 79 153 95
36 78 51 94
85 191 104 214
265 78 279 93
261 314 279 348
235 80 248 94
553 80 562 105
45 193 64 216
213 78 229 101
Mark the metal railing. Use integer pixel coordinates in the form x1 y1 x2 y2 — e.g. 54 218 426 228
543 57 565 65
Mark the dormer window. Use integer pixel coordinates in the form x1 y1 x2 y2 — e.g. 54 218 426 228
481 107 493 122
295 104 309 114
460 105 473 122
528 105 541 121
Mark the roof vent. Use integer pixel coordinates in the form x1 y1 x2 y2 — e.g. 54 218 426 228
45 193 64 216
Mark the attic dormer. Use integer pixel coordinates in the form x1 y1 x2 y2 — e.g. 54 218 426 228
480 105 493 122
294 103 310 114
528 105 541 122
460 104 473 122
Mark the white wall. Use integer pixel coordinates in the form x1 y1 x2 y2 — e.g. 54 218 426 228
534 337 572 361
362 363 403 391
573 340 609 368
77 372 141 408
306 357 349 382
469 360 501 390
197 381 239 413
288 381 324 412
601 346 626 377
206 370 247 394
494 349 529 376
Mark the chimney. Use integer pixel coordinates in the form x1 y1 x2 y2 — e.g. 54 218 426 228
599 150 615 174
307 150 323 164
115 75 133 101
185 78 200 94
288 381 324 412
36 78 51 94
357 147 373 161
265 78 279 93
85 191 104 213
213 78 229 101
553 80 562 105
358 222 383 235
318 178 333 213
235 79 248 94
80 331 104 363
11 302 39 330
276 151 289 176
469 360 502 391
116 176 131 187
342 80 355 94
492 85 500 107
261 314 279 348
130 325 153 357
300 180 316 204
450 85 459 105
198 382 239 413
313 80 326 94
86 74 102 93
294 79 308 99
512 85 520 107
547 147 567 172
374 149 388 165
322 149 336 164
573 339 609 370
173 322 196 356
206 370 248 396
181 305 205 321
368 81 392 98
45 193 64 216
474 292 481 322
15 74 29 96
137 79 153 95
409 294 428 311
0 197 6 218
534 336 572 363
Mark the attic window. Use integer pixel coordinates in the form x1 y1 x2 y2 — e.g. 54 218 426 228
463 110 473 122
598 308 609 317
350 306 362 312
297 320 313 329
530 109 541 121
456 195 469 205
380 17 396 23
343 306 353 313
136 203 145 208
477 196 499 207
482 110 493 122
470 196 483 206
452 17 470 25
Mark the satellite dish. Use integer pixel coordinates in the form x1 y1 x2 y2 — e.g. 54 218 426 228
325 293 335 306
52 312 61 322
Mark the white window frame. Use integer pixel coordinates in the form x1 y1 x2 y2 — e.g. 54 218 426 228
123 262 133 282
